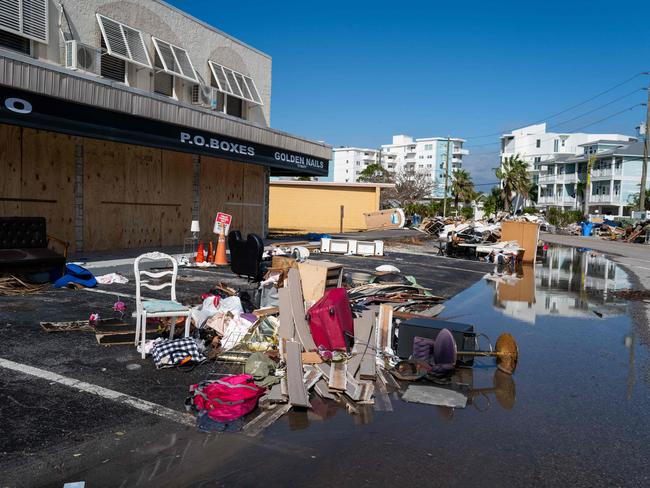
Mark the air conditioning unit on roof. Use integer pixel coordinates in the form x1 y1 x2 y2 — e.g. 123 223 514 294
191 84 218 110
64 40 100 75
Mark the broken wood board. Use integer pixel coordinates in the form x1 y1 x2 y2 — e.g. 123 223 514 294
301 351 323 364
253 306 279 317
401 384 467 408
328 361 347 391
267 382 288 403
303 365 323 391
243 403 292 437
286 341 311 408
356 310 377 381
344 373 363 401
314 378 337 400
278 287 294 357
373 378 394 412
287 268 317 351
393 304 445 320
377 304 393 354
40 320 95 333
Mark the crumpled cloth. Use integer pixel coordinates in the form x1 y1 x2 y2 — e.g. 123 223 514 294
96 273 129 284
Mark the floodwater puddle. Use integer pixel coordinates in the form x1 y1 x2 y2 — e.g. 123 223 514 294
65 245 650 487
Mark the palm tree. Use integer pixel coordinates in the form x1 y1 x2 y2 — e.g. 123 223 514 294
450 169 476 209
495 155 531 212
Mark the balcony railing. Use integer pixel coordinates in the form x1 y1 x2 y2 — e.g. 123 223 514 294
589 194 620 203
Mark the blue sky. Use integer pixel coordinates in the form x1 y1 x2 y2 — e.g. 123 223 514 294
168 0 650 188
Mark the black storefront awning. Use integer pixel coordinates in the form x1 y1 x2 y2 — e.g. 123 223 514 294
0 85 329 177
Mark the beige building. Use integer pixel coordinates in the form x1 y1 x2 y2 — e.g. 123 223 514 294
0 0 330 252
269 181 393 234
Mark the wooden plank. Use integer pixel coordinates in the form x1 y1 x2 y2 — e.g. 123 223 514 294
278 287 295 346
301 352 323 364
243 403 292 437
287 268 317 351
0 124 22 218
344 372 363 401
21 129 75 251
314 379 337 401
303 365 323 391
40 320 95 332
328 361 347 391
267 383 287 403
160 149 193 246
356 310 377 381
373 378 393 412
377 304 394 353
286 341 311 408
241 162 266 236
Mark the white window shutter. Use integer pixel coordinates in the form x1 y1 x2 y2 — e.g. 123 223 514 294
208 60 263 106
21 0 47 43
0 0 48 43
0 0 21 34
152 37 197 83
96 14 151 69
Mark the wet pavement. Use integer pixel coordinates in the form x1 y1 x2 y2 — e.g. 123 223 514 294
2 245 650 487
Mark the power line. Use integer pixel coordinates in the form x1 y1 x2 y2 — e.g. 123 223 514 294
465 95 641 149
462 72 646 141
548 88 642 130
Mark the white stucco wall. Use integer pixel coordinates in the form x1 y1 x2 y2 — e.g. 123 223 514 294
38 0 271 126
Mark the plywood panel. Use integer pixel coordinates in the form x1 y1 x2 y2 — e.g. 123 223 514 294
241 163 266 236
21 129 75 248
0 124 22 216
160 150 193 246
84 138 126 250
199 156 244 240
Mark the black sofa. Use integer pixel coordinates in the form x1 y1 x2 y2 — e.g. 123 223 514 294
0 217 68 274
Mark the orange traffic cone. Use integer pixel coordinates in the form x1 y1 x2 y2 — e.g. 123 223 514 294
214 229 228 265
195 241 205 263
207 241 214 263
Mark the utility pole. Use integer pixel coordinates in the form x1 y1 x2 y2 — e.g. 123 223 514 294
443 135 451 218
640 80 650 212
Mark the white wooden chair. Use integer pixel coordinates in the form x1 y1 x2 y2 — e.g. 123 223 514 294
134 252 191 359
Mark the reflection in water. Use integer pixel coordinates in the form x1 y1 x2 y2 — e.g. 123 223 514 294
487 245 630 323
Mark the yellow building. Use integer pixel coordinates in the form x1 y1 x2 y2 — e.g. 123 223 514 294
269 181 394 234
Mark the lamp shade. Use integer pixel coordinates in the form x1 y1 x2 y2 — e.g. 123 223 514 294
190 220 200 233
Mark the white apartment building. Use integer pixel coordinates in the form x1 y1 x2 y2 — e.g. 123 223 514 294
332 147 380 182
500 123 633 174
380 135 468 198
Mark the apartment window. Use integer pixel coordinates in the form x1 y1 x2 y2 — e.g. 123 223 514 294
427 155 432 159
100 38 126 82
534 156 541 164
356 162 360 166
225 94 244 118
536 139 541 148
561 139 566 147
153 54 174 97
553 139 559 152
424 144 433 150
0 30 30 55
419 155 423 159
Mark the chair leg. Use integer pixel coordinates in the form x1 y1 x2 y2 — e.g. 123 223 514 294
141 311 148 359
134 312 141 346
184 314 191 338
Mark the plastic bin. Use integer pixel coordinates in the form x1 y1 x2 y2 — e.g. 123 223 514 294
581 222 593 236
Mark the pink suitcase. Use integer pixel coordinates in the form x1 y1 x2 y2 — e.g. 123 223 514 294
307 288 354 351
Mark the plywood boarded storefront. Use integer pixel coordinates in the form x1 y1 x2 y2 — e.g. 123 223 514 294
0 124 267 253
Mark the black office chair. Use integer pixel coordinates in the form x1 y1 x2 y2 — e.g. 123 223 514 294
227 231 265 282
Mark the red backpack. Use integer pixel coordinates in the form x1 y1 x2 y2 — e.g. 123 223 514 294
189 374 265 422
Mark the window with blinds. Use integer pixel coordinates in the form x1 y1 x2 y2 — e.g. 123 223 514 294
152 37 197 83
208 60 263 105
0 0 48 43
96 13 151 68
